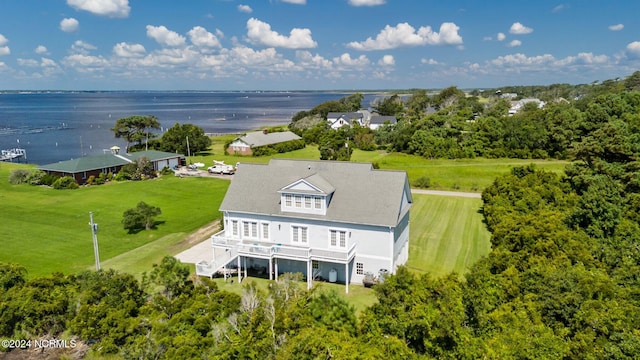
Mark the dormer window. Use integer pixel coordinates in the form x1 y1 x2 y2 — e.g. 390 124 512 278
279 174 335 216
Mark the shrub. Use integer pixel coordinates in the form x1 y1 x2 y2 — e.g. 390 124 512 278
27 170 47 185
413 176 431 189
8 169 32 184
52 176 79 190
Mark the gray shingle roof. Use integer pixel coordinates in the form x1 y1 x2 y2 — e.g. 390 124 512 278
238 131 301 148
220 159 411 227
370 115 397 125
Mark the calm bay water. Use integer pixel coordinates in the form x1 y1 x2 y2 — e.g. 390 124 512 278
0 91 377 165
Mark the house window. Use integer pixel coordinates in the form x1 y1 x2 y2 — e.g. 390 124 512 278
262 223 269 240
232 220 239 236
314 196 322 209
295 196 302 208
292 226 308 243
304 196 312 209
330 230 347 248
356 262 363 275
285 194 292 207
243 221 258 238
312 260 319 270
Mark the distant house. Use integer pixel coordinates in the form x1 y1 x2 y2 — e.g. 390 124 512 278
326 112 365 129
196 159 412 293
508 98 546 115
368 115 397 130
39 147 184 184
226 130 302 155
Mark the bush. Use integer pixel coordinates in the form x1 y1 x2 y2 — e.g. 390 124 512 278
252 139 306 156
413 176 431 189
27 170 47 185
8 169 32 184
52 176 79 190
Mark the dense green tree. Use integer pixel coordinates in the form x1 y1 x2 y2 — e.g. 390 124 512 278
318 129 353 161
373 94 405 116
158 122 211 155
118 156 156 181
122 201 162 232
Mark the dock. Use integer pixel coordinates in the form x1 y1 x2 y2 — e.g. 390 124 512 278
0 148 27 162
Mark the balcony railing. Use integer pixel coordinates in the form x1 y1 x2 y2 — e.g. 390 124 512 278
210 230 356 263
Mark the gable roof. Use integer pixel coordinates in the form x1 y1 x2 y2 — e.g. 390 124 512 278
38 150 183 173
369 115 397 125
220 159 411 227
327 112 363 121
237 131 301 148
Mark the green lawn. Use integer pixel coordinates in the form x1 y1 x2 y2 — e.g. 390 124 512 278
0 162 229 277
188 135 569 192
407 194 491 276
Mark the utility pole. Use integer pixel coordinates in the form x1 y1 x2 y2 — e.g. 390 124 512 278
186 135 191 158
89 212 101 271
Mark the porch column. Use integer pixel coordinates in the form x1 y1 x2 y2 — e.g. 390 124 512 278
268 258 273 281
244 257 248 279
307 260 312 290
237 255 241 283
274 258 279 282
345 262 349 294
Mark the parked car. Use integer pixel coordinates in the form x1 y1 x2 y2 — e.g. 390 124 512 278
208 164 235 174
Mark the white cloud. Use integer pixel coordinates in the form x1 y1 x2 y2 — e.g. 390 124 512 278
378 54 395 66
0 46 10 56
60 18 79 32
113 42 146 57
66 0 130 18
41 58 58 68
246 18 317 49
497 32 506 41
507 40 522 47
552 4 568 13
18 58 39 67
627 41 640 57
295 50 332 69
62 54 108 71
347 22 462 50
238 4 252 13
609 24 624 31
35 45 48 54
348 0 386 6
509 22 533 35
421 58 440 65
333 53 370 67
71 40 97 55
188 26 222 48
280 0 306 4
0 34 8 46
146 25 186 47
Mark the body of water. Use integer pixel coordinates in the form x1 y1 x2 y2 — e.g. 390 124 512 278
0 91 378 165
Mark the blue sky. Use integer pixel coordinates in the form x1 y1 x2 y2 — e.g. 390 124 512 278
0 0 639 90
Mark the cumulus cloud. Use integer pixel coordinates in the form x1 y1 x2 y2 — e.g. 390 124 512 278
509 22 533 35
507 40 522 47
378 54 395 66
67 0 130 18
188 26 222 48
609 24 624 31
333 53 370 67
71 40 96 55
627 41 640 57
0 46 9 56
238 4 252 13
62 54 109 71
146 25 186 47
497 32 506 41
35 45 48 54
60 18 79 32
348 0 386 6
280 0 306 4
421 58 440 65
347 22 462 50
113 42 146 57
552 4 568 13
246 18 317 49
295 50 332 69
0 34 8 46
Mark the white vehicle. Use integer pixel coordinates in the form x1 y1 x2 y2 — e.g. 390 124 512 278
208 160 235 175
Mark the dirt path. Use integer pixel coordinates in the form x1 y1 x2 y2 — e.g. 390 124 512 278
178 219 221 247
410 189 482 198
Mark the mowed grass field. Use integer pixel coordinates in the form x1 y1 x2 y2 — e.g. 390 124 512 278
408 194 490 276
190 134 569 192
0 162 229 277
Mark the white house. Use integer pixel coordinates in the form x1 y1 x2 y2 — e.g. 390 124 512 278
196 159 412 293
508 98 546 115
368 115 397 130
226 130 302 155
326 112 365 129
